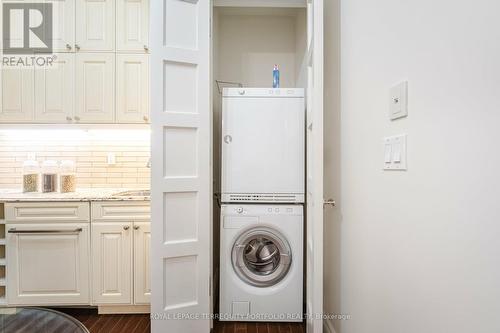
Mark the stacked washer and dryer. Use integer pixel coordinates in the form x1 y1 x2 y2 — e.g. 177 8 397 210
219 88 305 322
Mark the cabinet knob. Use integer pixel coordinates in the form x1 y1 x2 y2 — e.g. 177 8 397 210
123 225 130 230
66 43 72 50
134 225 140 230
143 115 149 122
74 116 80 121
75 44 80 51
66 116 72 121
144 45 149 51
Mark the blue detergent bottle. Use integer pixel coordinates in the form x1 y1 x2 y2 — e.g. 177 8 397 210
273 64 280 88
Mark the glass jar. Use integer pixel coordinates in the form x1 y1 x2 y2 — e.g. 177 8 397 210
60 160 76 193
22 160 39 192
41 160 59 193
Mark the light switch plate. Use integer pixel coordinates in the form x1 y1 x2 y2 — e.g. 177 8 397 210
107 152 116 165
383 134 407 171
390 81 408 120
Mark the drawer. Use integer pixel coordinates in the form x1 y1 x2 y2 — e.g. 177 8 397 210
91 201 150 222
5 202 90 223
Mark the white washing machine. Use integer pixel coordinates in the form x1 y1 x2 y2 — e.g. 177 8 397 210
219 204 303 322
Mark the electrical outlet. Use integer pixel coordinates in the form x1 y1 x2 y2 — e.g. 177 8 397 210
107 152 116 165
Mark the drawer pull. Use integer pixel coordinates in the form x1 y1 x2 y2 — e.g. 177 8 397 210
8 228 83 234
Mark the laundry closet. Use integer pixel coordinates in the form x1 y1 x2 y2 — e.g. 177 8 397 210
150 0 323 332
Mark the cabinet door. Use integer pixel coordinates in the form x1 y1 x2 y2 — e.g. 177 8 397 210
75 53 115 123
39 0 75 52
7 223 90 305
116 0 149 52
76 0 115 51
134 222 151 304
0 66 34 122
116 54 149 123
34 53 75 123
92 222 132 304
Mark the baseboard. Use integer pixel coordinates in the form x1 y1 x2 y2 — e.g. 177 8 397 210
98 304 150 314
324 318 336 333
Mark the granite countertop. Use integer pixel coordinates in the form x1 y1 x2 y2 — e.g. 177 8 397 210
0 188 150 202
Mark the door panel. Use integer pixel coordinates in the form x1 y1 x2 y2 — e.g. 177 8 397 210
116 54 149 123
92 222 132 304
221 96 305 197
305 0 324 332
75 53 115 123
116 0 149 52
0 66 34 122
39 0 75 52
34 53 75 123
134 222 151 304
150 0 211 331
76 0 115 51
7 223 90 305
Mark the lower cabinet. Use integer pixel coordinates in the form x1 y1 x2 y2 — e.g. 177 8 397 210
92 220 150 305
7 223 91 305
134 222 151 304
92 222 133 304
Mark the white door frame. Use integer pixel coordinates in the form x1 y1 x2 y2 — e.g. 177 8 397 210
306 0 324 332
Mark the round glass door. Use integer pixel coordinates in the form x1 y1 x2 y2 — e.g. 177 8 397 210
232 227 292 287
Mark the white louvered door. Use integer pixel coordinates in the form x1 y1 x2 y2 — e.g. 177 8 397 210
150 0 211 332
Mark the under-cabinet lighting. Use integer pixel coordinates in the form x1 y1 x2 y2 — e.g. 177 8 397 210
0 128 151 141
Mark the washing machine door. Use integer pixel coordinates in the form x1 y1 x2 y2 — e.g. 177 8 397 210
232 227 292 287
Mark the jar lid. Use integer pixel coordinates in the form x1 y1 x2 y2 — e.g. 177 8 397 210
42 160 58 167
22 160 39 168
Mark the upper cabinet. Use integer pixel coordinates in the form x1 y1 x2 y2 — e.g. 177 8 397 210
76 0 115 52
47 0 76 52
75 53 115 123
116 54 149 123
34 53 75 123
0 66 34 123
116 0 150 52
0 0 149 124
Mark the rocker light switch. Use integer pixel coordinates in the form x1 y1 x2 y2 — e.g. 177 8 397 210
383 134 407 170
384 143 392 163
390 81 408 120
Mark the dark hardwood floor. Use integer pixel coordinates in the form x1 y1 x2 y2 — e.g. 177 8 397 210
57 308 304 333
57 308 150 333
213 321 305 333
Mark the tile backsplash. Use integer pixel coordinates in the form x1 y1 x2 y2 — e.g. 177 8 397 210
0 129 150 189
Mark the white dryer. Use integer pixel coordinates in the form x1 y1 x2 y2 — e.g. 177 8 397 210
219 204 303 322
221 88 305 203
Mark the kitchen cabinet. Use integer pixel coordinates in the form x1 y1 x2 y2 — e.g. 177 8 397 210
5 201 91 306
7 223 90 305
116 0 150 52
0 65 34 122
75 53 115 123
133 222 151 304
44 0 76 52
76 0 115 52
0 0 150 124
116 54 149 123
92 222 133 304
91 201 150 307
34 53 75 123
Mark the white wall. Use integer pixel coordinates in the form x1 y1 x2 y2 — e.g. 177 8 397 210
215 7 305 88
340 0 500 332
